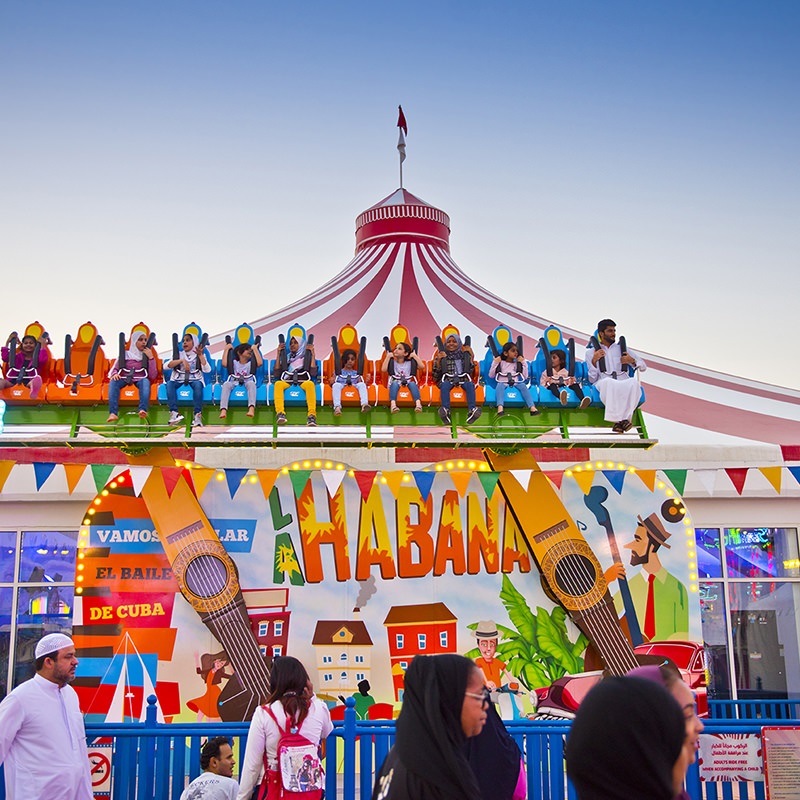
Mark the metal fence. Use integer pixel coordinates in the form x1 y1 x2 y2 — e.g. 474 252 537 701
1 696 797 800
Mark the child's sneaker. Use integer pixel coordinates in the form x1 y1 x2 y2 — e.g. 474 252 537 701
579 396 591 410
169 411 183 425
559 389 569 406
192 413 203 428
334 406 342 416
276 412 287 425
438 407 451 424
466 407 482 424
307 414 317 427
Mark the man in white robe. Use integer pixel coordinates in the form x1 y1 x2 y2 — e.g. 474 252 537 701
0 633 92 800
586 318 646 432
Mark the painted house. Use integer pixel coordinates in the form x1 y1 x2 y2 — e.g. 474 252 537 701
312 616 373 696
383 602 457 700
242 588 290 659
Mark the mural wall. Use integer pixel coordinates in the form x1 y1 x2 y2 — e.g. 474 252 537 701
71 460 702 722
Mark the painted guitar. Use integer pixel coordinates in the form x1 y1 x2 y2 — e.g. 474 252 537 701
483 450 639 676
140 467 271 721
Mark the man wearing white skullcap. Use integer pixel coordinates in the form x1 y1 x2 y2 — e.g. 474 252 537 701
0 633 92 799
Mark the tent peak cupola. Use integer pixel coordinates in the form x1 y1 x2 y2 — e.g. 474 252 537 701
354 187 451 253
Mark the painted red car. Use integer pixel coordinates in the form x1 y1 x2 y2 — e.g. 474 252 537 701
633 640 708 715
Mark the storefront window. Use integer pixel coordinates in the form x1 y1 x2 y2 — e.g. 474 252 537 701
0 531 16 582
19 531 78 583
699 581 730 699
695 528 723 578
723 528 800 579
0 586 13 700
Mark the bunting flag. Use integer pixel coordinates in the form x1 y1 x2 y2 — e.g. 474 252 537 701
694 469 718 496
221 469 246 499
354 471 377 501
543 471 563 489
321 469 347 498
449 471 472 498
256 469 280 501
636 469 658 492
383 471 405 498
758 467 783 494
509 470 533 491
181 467 196 496
413 471 436 501
91 464 115 493
788 466 800 487
571 470 596 495
191 467 217 498
725 468 749 496
663 469 688 495
64 464 88 495
288 470 312 498
33 462 57 490
602 470 626 495
477 471 501 498
0 461 13 493
128 466 153 497
161 466 184 498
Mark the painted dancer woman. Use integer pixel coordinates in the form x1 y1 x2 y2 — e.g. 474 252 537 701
432 334 481 425
106 331 157 422
566 676 691 800
237 656 332 800
186 651 231 722
372 654 487 800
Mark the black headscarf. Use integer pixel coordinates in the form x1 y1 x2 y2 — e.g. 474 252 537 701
464 701 521 800
566 676 685 800
388 654 482 800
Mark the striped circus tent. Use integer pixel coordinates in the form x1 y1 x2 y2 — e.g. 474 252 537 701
209 187 800 446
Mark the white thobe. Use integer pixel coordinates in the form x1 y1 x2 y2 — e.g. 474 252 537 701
0 673 92 800
586 341 647 423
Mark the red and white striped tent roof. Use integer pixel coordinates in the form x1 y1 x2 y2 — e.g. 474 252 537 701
210 188 800 446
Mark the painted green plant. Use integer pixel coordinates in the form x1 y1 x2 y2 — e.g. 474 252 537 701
465 574 588 691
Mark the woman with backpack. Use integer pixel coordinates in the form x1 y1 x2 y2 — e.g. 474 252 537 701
237 656 333 800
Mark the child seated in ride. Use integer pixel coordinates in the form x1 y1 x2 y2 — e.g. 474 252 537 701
107 331 157 422
273 332 318 426
330 349 370 416
219 341 263 419
488 341 539 417
165 333 212 427
540 349 590 409
432 333 481 425
0 331 49 400
381 341 423 413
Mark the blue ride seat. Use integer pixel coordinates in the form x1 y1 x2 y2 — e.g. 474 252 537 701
267 323 322 407
480 324 538 408
212 323 268 406
532 326 596 408
157 322 217 407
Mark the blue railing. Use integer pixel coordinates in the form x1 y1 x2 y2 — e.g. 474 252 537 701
708 698 800 720
1 696 796 800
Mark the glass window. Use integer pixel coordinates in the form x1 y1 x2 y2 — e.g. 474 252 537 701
273 621 283 637
19 531 79 583
723 528 800 579
695 528 723 578
0 587 13 700
440 631 448 648
273 645 282 657
258 621 269 637
699 581 730 699
418 634 427 650
396 634 404 649
0 532 16 582
727 581 800 699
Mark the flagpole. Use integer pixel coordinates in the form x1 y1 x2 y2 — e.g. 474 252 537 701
400 154 403 189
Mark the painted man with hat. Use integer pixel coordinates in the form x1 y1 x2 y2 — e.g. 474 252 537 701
0 632 92 799
606 513 689 641
473 620 512 690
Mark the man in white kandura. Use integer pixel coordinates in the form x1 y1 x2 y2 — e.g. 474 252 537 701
0 633 92 800
586 318 647 433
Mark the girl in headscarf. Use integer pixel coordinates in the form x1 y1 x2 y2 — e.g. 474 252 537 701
273 329 318 426
219 341 263 419
107 330 157 422
372 654 487 800
566 676 690 800
165 332 212 427
431 334 481 425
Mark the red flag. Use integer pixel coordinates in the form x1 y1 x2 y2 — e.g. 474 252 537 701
397 105 407 135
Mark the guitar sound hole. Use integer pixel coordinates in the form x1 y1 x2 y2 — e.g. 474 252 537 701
553 554 597 598
184 555 229 598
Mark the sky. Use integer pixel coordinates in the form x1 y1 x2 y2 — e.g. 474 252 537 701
2 1 798 387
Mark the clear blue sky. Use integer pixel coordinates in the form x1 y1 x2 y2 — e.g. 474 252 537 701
2 1 798 386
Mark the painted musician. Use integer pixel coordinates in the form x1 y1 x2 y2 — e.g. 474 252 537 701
473 620 514 691
585 318 646 433
605 513 689 641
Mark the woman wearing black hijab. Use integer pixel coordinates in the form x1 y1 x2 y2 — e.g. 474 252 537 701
566 676 689 800
372 654 488 800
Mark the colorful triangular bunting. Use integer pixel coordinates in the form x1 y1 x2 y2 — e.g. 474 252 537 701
759 467 782 494
413 471 436 502
543 471 563 490
788 466 800 488
90 464 115 493
256 469 280 501
602 470 626 495
663 469 687 495
450 471 472 497
190 467 216 498
383 471 405 498
477 471 501 498
725 468 748 496
321 469 347 498
288 470 312 498
161 466 184 498
354 471 377 501
636 469 657 492
128 466 152 497
509 470 532 491
226 469 249 499
694 469 718 496
33 462 57 490
571 470 595 495
63 464 88 495
0 462 13 493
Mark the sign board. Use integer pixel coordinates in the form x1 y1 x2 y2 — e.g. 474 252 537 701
698 733 763 782
763 726 800 800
